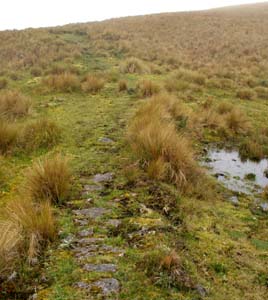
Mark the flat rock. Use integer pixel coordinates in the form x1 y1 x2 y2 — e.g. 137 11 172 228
99 137 114 143
229 196 239 206
74 219 89 226
91 278 120 296
74 278 120 296
77 229 94 237
83 264 117 272
73 208 109 219
76 237 104 246
83 185 104 193
106 219 122 228
92 173 113 183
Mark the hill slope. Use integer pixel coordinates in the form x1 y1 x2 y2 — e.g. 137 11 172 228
0 3 268 300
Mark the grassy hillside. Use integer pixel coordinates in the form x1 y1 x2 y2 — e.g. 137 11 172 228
0 3 268 300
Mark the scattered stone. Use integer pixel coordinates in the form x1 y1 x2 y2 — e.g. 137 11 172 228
74 219 89 226
99 137 114 143
83 184 104 193
59 234 75 249
195 284 208 297
78 229 94 237
260 202 268 212
73 208 109 219
74 281 91 289
91 278 120 296
83 264 117 272
92 173 113 183
229 196 239 206
76 237 104 245
106 219 122 228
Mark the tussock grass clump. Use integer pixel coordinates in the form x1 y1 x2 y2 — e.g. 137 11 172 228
0 91 31 118
0 120 18 154
81 74 105 93
22 118 61 151
0 221 21 278
239 140 264 161
224 108 250 133
217 101 234 114
26 154 71 204
176 68 206 85
236 88 256 100
137 80 160 97
121 57 147 74
128 94 201 189
254 86 268 99
0 78 8 90
44 72 80 92
118 79 128 92
0 198 56 278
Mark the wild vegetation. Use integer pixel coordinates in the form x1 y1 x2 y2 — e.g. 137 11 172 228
0 2 268 300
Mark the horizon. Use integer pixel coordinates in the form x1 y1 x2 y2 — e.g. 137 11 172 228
0 0 267 31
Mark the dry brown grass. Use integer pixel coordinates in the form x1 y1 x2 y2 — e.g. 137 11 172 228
0 221 21 278
224 108 250 133
21 118 61 151
236 88 256 100
254 86 268 99
120 57 147 74
81 74 105 93
44 72 80 92
118 79 128 92
0 78 8 90
0 91 31 118
128 94 201 189
0 198 56 279
137 80 160 97
217 101 234 114
0 120 18 154
239 140 264 161
26 154 71 204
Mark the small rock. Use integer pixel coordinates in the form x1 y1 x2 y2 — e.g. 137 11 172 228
260 202 268 212
92 278 120 295
83 264 117 272
106 219 122 228
7 271 17 281
99 137 114 143
229 196 239 206
92 173 113 183
73 208 109 219
74 219 89 226
76 237 104 245
195 284 208 297
78 229 94 237
59 234 75 249
83 185 104 193
74 281 91 289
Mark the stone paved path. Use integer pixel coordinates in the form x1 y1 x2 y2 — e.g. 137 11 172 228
69 173 123 299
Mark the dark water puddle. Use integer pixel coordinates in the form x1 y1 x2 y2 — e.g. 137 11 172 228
202 148 268 195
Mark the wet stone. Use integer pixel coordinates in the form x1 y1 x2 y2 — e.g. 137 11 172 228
83 264 117 272
92 173 113 183
91 278 120 296
78 228 94 237
72 208 109 219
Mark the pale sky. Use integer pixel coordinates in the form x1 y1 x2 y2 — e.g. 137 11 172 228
0 0 267 30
